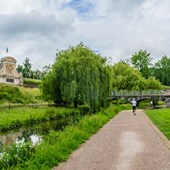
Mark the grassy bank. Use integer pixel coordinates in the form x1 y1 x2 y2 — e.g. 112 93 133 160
23 78 41 86
0 107 82 132
145 108 170 140
11 104 131 170
0 84 42 104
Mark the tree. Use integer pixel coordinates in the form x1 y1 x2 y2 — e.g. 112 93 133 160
153 55 170 85
131 50 152 78
112 62 145 91
16 64 23 74
145 77 162 90
42 65 51 77
41 44 112 112
112 61 161 91
22 58 32 78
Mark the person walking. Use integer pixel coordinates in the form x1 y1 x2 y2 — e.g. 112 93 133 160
131 98 137 115
150 100 153 108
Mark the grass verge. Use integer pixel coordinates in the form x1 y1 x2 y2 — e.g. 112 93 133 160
0 107 81 132
145 108 170 140
13 104 131 170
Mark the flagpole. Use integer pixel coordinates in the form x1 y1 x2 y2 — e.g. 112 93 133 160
6 47 8 55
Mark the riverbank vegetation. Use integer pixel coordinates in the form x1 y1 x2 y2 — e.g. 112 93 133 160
0 104 130 170
145 108 170 140
0 106 87 132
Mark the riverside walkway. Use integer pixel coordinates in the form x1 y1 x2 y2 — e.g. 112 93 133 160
53 110 170 170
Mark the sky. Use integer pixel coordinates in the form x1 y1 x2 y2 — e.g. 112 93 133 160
0 0 170 70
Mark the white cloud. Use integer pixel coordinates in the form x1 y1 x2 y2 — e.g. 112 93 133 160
0 0 170 69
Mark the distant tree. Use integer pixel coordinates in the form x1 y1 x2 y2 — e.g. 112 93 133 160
145 77 162 90
153 55 170 85
112 61 162 91
131 50 153 78
42 65 51 77
41 44 112 111
22 58 32 78
17 58 43 80
16 64 23 74
33 69 42 79
112 62 145 91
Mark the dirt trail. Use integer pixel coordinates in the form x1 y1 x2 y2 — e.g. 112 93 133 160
53 110 170 170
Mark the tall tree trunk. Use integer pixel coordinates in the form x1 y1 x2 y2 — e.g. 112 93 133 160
74 101 78 108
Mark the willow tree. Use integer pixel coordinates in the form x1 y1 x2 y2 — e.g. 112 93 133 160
41 44 111 112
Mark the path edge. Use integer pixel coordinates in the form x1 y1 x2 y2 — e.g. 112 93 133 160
143 111 170 150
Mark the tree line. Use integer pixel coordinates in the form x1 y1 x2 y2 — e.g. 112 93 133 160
17 58 51 80
40 43 169 111
131 50 170 86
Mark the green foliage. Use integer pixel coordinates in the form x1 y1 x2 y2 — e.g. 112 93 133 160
131 50 152 78
162 85 170 90
111 62 162 91
112 62 144 91
23 78 41 86
153 55 170 86
0 142 34 170
17 58 42 80
0 107 81 132
41 43 112 112
145 77 162 90
0 84 25 104
21 57 32 78
78 105 91 114
0 84 42 104
145 108 170 140
13 104 130 170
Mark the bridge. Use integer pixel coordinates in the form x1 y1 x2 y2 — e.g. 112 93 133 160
112 90 170 105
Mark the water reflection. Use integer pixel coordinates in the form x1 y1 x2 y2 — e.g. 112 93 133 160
0 115 78 148
0 129 42 148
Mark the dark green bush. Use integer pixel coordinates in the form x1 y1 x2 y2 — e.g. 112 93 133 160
78 105 90 114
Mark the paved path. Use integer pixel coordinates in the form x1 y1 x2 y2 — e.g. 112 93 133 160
53 110 170 170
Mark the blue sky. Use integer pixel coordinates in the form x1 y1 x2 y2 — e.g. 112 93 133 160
0 0 170 69
67 0 94 16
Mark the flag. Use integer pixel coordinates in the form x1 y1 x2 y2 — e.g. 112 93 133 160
6 47 8 53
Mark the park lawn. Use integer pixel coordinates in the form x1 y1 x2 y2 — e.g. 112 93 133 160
145 108 170 140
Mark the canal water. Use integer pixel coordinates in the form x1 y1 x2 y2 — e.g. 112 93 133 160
0 115 80 150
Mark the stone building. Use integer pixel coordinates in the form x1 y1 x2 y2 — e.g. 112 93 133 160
0 56 23 85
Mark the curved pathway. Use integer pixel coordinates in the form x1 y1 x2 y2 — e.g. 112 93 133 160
53 110 170 170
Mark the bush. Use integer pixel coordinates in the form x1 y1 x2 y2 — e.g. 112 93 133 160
0 84 25 103
78 105 90 114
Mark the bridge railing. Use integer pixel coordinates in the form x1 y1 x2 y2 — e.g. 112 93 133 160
112 90 165 97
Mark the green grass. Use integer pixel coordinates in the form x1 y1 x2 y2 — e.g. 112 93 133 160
162 85 170 90
23 78 41 86
8 104 131 170
0 83 43 104
145 108 170 140
138 100 165 109
0 107 81 132
18 86 42 103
